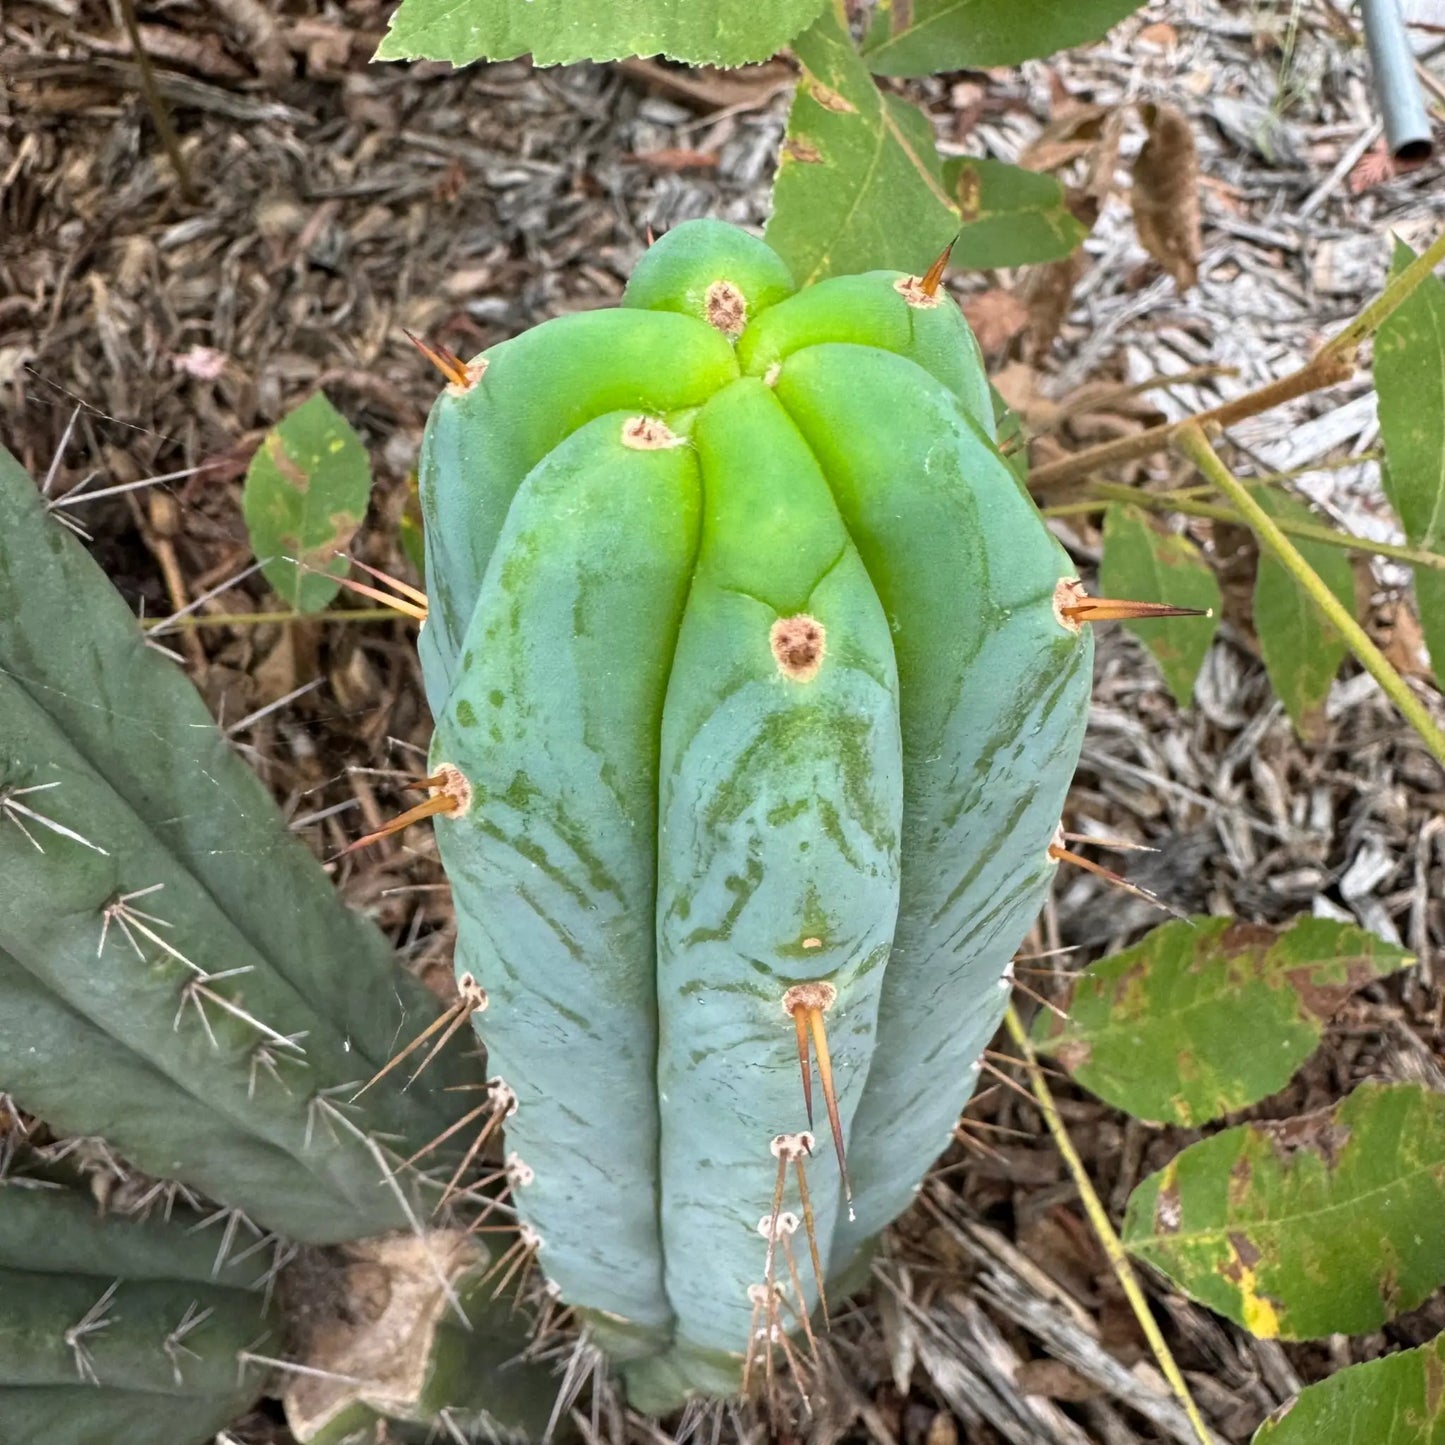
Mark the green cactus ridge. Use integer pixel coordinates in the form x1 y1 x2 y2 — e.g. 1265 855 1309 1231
0 1177 279 1445
416 218 1092 1403
0 444 571 1445
0 444 482 1247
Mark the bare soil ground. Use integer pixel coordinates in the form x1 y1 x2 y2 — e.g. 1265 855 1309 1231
1 1 1443 1441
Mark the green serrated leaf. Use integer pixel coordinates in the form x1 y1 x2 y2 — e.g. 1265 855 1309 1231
374 0 827 66
1099 503 1220 706
861 0 1144 76
1376 239 1445 683
242 393 372 613
1124 1082 1445 1339
1033 916 1413 1126
1253 489 1355 740
764 2 957 284
1252 1332 1445 1444
939 157 1088 269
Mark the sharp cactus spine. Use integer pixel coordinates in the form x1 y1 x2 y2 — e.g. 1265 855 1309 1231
415 219 1096 1404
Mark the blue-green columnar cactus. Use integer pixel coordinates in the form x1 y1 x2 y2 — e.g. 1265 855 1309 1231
0 1176 279 1445
0 442 483 1245
414 219 1096 1407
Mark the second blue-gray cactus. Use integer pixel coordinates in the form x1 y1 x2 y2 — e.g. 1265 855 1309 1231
415 221 1093 1405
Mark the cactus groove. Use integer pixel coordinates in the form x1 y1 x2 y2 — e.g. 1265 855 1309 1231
417 219 1092 1405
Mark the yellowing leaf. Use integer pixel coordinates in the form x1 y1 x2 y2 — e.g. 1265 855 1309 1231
242 393 372 613
1124 1083 1445 1339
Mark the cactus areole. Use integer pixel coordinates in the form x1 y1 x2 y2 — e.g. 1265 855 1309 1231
415 220 1092 1408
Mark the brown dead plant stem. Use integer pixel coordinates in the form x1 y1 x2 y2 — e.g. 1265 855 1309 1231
1027 227 1445 494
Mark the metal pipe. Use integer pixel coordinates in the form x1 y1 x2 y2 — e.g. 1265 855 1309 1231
1360 0 1434 161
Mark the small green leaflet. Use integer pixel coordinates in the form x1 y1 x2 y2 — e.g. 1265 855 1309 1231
765 2 957 284
242 393 372 613
1124 1082 1445 1340
1252 488 1355 740
1375 239 1445 684
861 0 1144 76
1252 1332 1445 1444
1099 504 1220 706
1032 915 1412 1126
374 0 827 67
940 158 1088 269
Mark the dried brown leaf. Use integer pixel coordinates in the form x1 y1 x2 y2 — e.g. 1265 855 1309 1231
1013 1358 1101 1402
1349 141 1397 194
1382 600 1432 679
962 288 1031 354
617 57 793 112
1131 101 1201 291
1137 21 1178 46
1020 99 1109 173
1022 249 1090 360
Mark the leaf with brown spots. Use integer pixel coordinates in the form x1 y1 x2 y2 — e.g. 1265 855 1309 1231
1130 102 1200 291
1124 1083 1445 1339
940 157 1090 269
1032 915 1412 1126
1252 1331 1445 1443
765 1 957 283
242 391 372 612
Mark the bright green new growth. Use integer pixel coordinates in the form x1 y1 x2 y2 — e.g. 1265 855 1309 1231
0 1176 278 1445
0 445 478 1246
416 219 1093 1405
